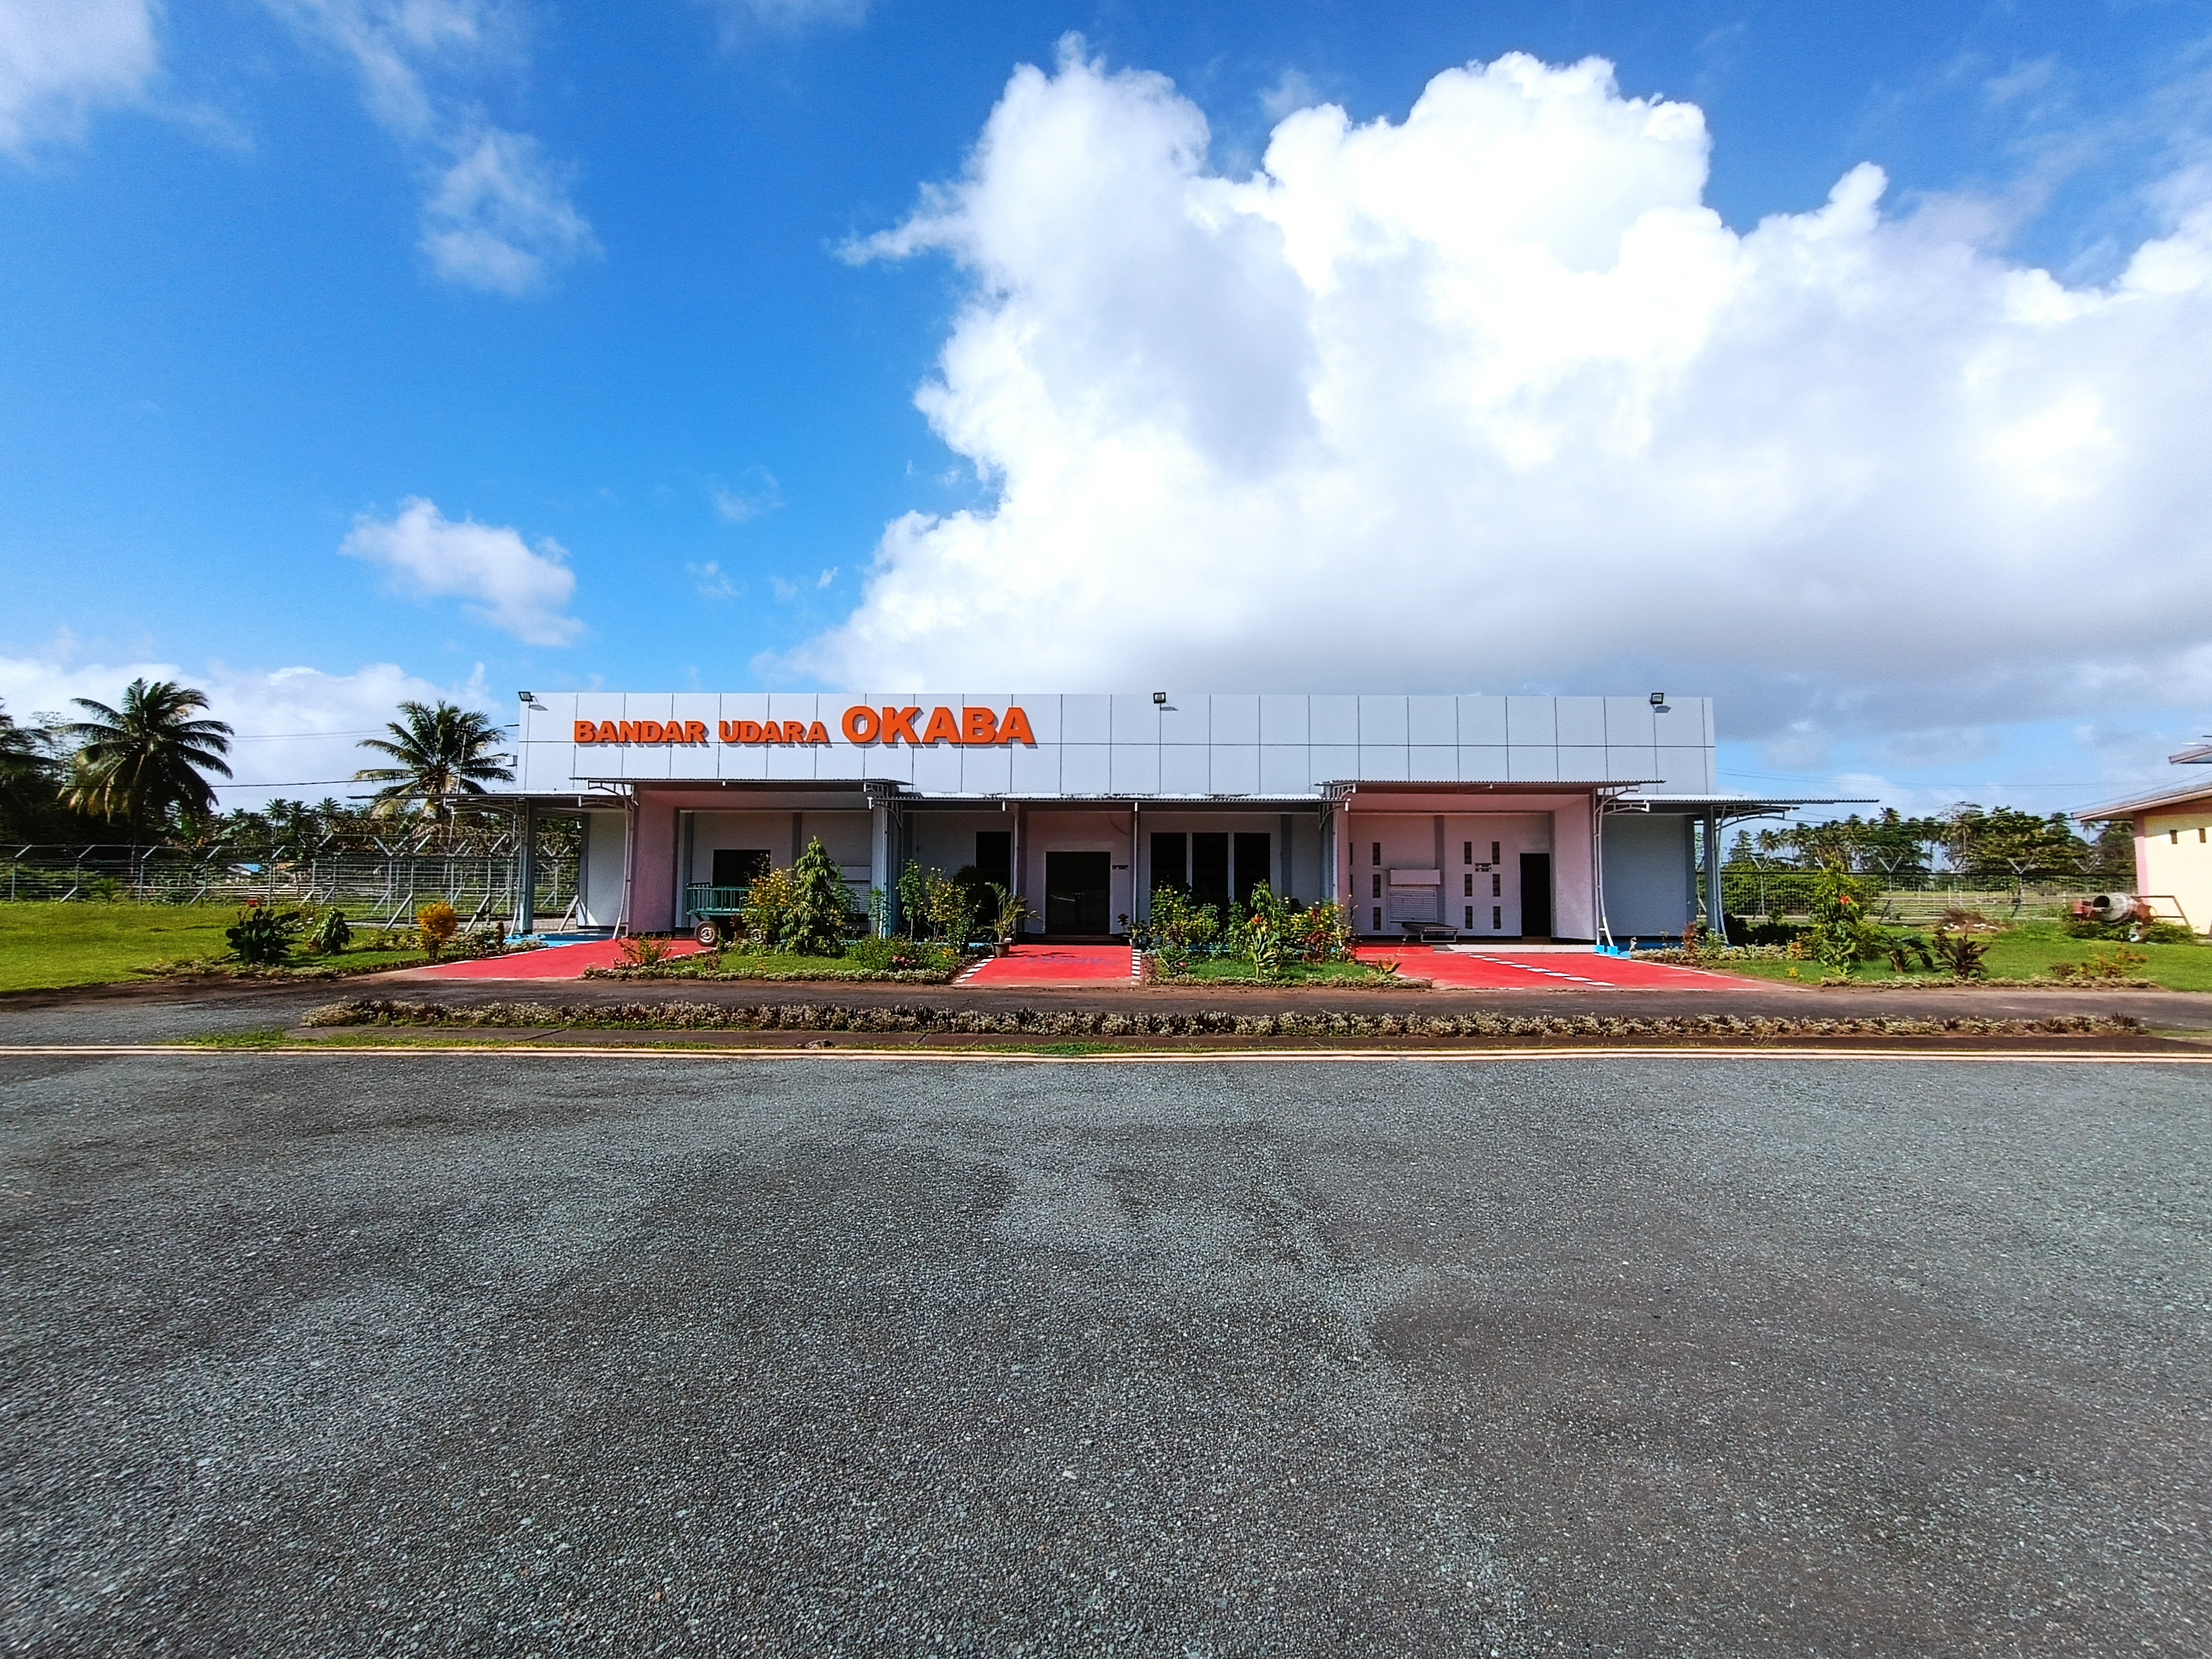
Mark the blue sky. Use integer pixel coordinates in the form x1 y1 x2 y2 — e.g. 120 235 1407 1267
2 0 2209 812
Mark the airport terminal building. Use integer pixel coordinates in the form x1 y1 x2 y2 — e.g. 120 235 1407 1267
508 691 1753 944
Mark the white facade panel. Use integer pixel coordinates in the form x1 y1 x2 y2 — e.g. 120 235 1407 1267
1158 696 1209 745
1309 695 1359 744
1657 747 1715 793
1062 695 1111 743
962 743 1012 795
1557 697 1606 747
1160 745 1211 795
1212 695 1260 743
1407 696 1456 746
912 744 964 794
1111 744 1160 796
1458 697 1509 745
1061 744 1111 794
1015 695 1063 742
1605 697 1656 746
1261 745 1311 794
1359 697 1409 745
1011 742 1061 794
1310 743 1358 785
764 743 816 782
1211 745 1261 795
1506 697 1557 745
1260 695 1309 744
520 691 1721 813
1111 694 1160 745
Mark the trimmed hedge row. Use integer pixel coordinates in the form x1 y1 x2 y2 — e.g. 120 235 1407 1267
302 998 2143 1040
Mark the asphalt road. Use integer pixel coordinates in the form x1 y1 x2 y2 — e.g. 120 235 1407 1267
2 1051 2207 1656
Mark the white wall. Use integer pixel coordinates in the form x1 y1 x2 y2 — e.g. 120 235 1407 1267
577 811 628 928
1340 810 1566 937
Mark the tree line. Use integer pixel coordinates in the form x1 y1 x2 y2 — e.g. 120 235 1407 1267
1727 806 2133 897
0 679 516 849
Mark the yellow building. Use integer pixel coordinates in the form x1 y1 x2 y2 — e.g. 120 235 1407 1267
2078 740 2212 936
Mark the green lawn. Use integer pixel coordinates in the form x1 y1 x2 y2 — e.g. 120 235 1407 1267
1703 925 2212 992
1165 958 1405 986
0 902 422 994
603 951 958 983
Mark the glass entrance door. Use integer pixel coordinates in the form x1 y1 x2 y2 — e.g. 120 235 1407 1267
1044 851 1113 934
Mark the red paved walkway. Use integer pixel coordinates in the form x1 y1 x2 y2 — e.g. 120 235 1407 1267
1355 945 1740 989
959 944 1140 988
405 937 706 981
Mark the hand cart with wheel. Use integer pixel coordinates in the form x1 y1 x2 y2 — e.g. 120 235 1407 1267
683 882 750 947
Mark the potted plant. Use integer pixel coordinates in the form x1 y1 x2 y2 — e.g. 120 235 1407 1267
986 883 1029 956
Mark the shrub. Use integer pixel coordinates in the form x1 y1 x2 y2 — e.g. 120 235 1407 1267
787 839 859 955
739 866 800 954
1229 884 1292 978
743 840 861 956
415 901 460 960
618 934 672 967
1930 928 1990 981
1808 870 1887 972
1286 897 1356 964
457 923 507 960
2066 915 2196 945
1135 886 1222 975
846 936 958 973
310 908 352 955
226 903 304 966
1885 934 1934 974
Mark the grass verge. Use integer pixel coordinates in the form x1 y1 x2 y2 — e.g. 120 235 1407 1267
1690 925 2212 992
586 952 959 984
1162 959 1408 987
0 901 424 993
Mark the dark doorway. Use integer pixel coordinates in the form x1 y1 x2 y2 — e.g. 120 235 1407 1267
1191 833 1229 910
1519 853 1553 939
974 831 1011 890
712 848 771 889
1233 832 1272 907
1149 832 1188 893
1045 851 1112 935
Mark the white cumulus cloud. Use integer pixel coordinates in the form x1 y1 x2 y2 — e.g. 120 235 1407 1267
0 643 478 809
420 125 597 294
793 42 2212 747
264 0 597 292
697 0 867 42
0 0 159 157
341 497 581 646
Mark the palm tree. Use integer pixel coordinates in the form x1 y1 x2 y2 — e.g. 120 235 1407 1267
60 680 234 836
0 703 56 812
353 701 514 819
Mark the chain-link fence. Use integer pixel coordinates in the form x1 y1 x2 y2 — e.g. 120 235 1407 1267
1 840 577 930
